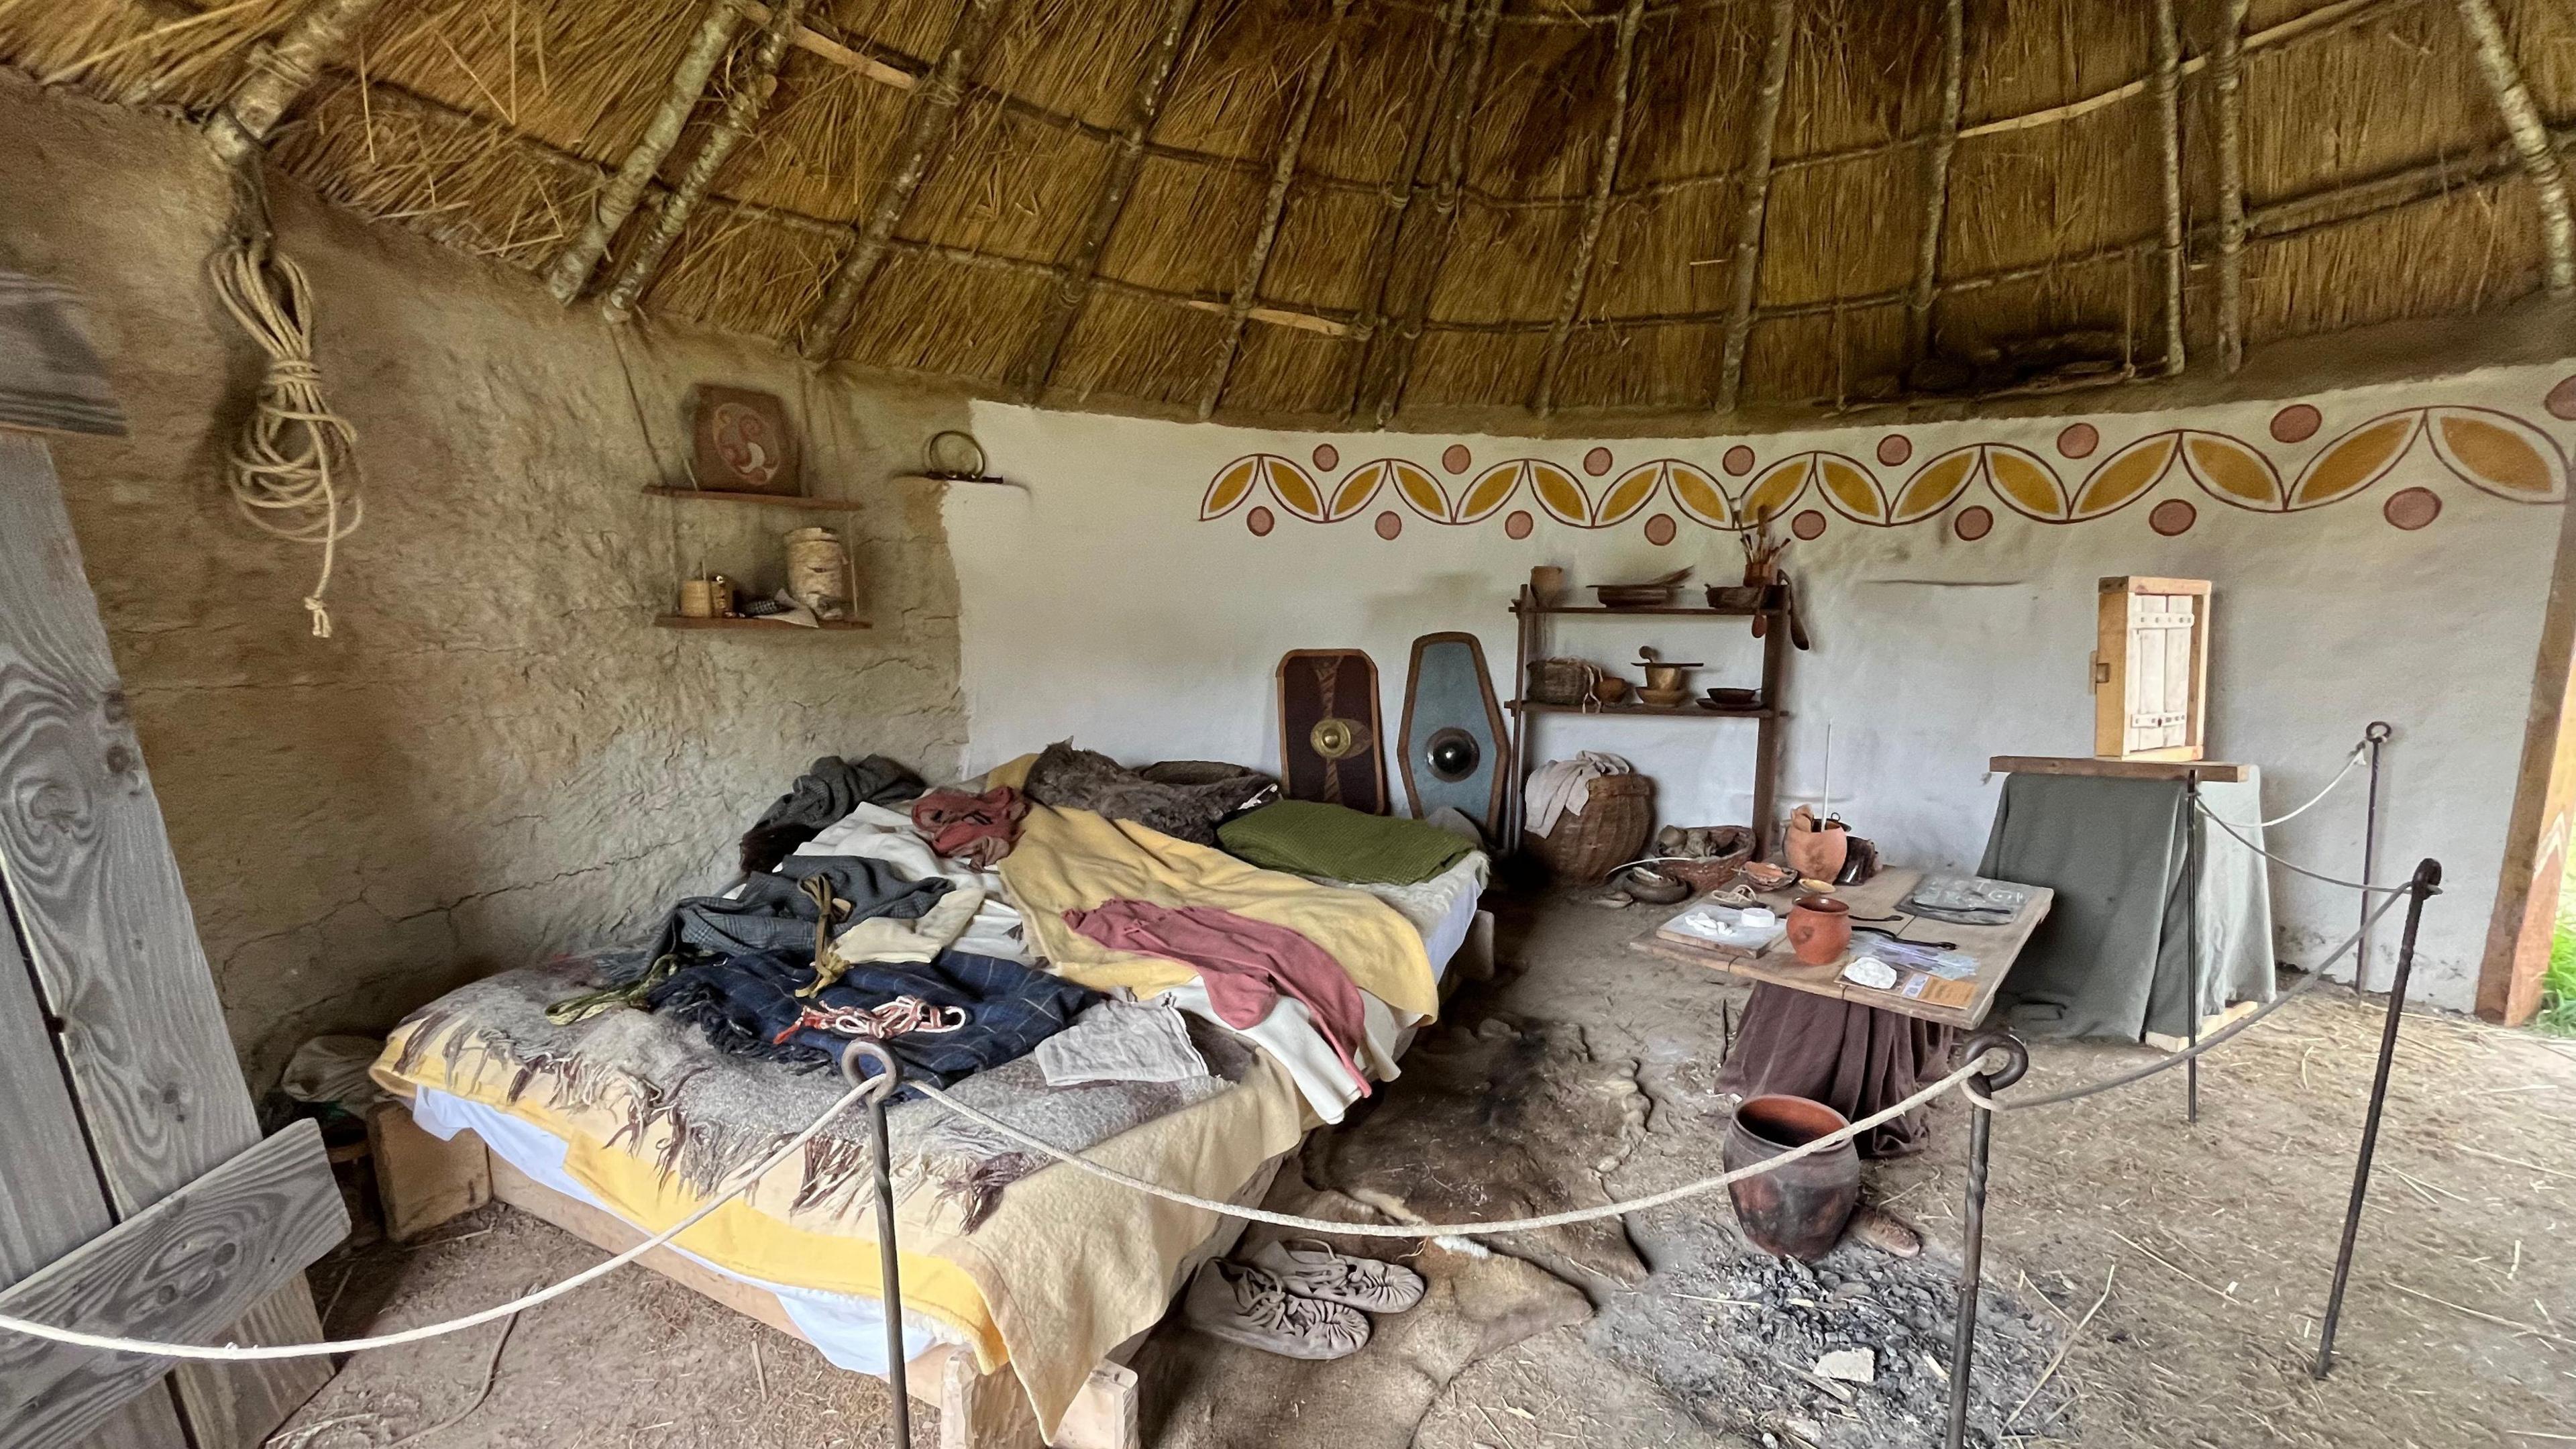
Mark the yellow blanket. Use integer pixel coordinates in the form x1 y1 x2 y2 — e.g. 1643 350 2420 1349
1000 802 1441 1020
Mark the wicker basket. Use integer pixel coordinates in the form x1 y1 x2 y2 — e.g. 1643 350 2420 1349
1525 657 1603 706
1525 773 1654 883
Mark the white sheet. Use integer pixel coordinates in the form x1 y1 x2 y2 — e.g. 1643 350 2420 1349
408 1087 957 1377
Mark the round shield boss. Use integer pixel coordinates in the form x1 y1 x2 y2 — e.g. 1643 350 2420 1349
1426 727 1480 782
1311 717 1366 760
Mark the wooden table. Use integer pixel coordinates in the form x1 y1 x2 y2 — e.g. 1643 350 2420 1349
1626 867 2053 1029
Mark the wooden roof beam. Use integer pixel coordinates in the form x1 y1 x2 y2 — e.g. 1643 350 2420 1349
1195 0 1354 420
1013 0 1203 402
1336 0 1474 420
1349 0 1503 427
1529 0 1647 417
206 0 392 166
2151 0 2186 375
543 0 744 302
2212 0 2251 372
1904 0 1964 367
2454 0 2575 297
797 0 1012 360
599 0 810 321
1712 0 1796 415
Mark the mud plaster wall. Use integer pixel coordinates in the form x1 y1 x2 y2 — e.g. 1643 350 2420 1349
0 75 969 1089
951 368 2576 1014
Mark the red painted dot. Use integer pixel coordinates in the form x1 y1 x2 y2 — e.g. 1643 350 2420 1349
1374 510 1403 540
1246 506 1275 537
1953 505 1992 541
1584 447 1614 477
2384 486 2442 531
1791 508 1827 541
1503 510 1534 539
1876 435 1913 466
2548 374 2576 421
2271 405 2322 443
1722 445 1756 477
1644 513 1677 545
1441 444 1472 474
2057 423 2100 459
2149 498 2196 536
1311 443 1339 471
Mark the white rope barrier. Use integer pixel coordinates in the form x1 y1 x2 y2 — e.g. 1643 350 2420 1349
2248 744 2365 828
2193 795 2411 894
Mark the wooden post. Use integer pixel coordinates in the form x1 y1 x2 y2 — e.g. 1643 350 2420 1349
1906 0 1964 367
1349 0 1503 427
2455 0 2575 297
1195 0 1352 420
205 0 393 166
543 0 746 302
1530 0 1646 417
1338 0 1472 421
1013 0 1203 401
798 0 1013 360
2212 0 2251 372
599 0 810 321
1713 0 1796 415
2151 0 2187 375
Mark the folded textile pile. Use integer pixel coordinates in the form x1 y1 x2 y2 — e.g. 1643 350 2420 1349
1218 800 1474 885
651 855 949 964
649 947 1100 1093
741 755 926 871
1523 751 1633 839
910 785 1028 868
1064 899 1372 1094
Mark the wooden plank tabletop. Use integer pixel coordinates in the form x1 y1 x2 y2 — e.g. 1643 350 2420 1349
1988 755 2250 782
1627 866 2052 1028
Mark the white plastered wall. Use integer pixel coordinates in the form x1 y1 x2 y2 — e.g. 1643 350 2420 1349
948 364 2576 1012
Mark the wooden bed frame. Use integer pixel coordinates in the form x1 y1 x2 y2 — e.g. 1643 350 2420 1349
365 911 1492 1449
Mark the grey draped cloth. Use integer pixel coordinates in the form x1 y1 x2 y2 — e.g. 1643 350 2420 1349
1978 771 2275 1042
1716 987 1953 1158
738 755 925 870
652 855 949 963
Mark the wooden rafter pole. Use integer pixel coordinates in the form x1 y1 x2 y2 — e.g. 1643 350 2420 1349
1906 0 1964 366
2454 0 2575 297
1195 0 1354 420
1530 0 1647 417
1337 0 1473 421
543 0 744 302
1350 0 1503 427
2149 0 2187 374
1013 0 1203 401
600 0 810 321
798 0 1012 360
1713 0 1796 414
2212 0 2251 372
207 0 393 164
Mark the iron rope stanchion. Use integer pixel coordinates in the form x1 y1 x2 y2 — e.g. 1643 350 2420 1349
2185 766 2202 1124
1943 1028 2029 1449
2312 855 2440 1379
843 1040 914 1444
2358 722 2393 988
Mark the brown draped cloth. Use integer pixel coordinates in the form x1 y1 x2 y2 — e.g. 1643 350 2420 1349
1714 983 1955 1158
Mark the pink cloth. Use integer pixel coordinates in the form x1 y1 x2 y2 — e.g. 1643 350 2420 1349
1059 900 1371 1095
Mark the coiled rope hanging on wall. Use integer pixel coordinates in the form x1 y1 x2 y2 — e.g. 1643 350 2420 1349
207 235 361 637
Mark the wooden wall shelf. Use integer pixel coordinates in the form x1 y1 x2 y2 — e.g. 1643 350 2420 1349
643 486 864 511
653 615 871 632
1510 701 1776 720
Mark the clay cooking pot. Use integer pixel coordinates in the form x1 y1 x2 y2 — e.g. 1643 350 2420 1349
1784 894 1851 965
1723 1094 1862 1260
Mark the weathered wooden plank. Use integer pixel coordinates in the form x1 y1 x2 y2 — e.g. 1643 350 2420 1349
368 1103 492 1242
0 1121 345 1449
0 433 333 1445
0 852 189 1449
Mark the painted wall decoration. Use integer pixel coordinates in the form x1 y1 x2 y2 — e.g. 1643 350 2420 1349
1199 385 2575 540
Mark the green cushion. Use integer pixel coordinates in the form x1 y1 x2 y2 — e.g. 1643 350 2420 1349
1218 800 1475 885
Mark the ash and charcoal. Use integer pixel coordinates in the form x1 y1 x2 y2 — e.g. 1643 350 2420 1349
1599 1221 2073 1448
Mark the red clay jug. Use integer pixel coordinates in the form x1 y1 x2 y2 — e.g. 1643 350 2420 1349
1784 894 1851 965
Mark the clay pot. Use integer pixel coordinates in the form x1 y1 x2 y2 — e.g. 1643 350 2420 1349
1723 1095 1862 1260
1785 894 1851 965
1529 566 1566 604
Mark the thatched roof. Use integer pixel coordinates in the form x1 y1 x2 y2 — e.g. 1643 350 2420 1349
8 0 2573 429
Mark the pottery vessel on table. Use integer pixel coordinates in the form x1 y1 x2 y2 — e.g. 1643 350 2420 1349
1723 1093 1861 1260
1784 894 1851 965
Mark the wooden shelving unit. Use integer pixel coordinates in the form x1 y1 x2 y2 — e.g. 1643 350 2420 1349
652 615 871 631
643 486 864 511
1507 588 1796 858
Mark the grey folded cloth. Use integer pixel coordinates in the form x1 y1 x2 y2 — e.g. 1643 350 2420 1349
1036 999 1209 1087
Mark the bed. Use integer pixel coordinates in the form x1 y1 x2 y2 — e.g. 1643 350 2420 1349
368 787 1489 1449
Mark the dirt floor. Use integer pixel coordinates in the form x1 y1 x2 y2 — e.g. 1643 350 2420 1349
270 894 2576 1449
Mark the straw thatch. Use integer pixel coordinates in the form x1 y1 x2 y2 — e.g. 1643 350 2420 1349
9 0 2573 427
